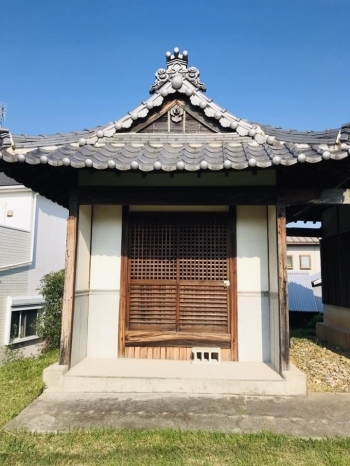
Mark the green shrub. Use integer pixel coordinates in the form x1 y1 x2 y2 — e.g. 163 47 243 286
35 269 65 351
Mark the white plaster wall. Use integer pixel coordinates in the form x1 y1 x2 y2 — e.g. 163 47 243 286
89 206 122 291
27 196 67 295
236 206 270 362
87 205 122 358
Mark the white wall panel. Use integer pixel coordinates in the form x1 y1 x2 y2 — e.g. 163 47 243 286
87 291 119 358
87 205 122 358
236 206 268 292
236 206 270 362
237 294 270 362
90 205 122 290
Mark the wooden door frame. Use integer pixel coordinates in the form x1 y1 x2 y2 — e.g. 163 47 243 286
118 205 129 357
228 206 238 360
118 206 238 360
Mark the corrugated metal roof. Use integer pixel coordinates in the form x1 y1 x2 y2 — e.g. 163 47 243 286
287 236 320 245
288 272 319 312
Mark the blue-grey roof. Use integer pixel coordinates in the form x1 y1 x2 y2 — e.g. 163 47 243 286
1 48 349 172
288 272 319 312
1 132 349 172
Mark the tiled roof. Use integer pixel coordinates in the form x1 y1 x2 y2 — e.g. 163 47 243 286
1 48 349 172
287 236 320 245
1 133 349 171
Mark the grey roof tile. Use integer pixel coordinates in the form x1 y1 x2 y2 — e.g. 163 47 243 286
259 126 339 144
3 132 349 171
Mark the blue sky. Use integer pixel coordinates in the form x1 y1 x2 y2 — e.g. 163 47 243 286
2 0 350 135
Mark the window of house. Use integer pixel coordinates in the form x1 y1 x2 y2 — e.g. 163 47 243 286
287 255 293 269
4 297 44 346
9 307 40 342
299 255 311 270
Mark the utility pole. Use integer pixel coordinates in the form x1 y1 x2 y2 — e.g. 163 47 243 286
0 103 6 127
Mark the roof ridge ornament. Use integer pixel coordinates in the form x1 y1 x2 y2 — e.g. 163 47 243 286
150 47 206 94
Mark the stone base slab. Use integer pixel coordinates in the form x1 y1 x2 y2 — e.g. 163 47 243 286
43 359 307 397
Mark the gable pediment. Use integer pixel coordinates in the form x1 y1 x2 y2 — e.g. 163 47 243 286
134 99 219 134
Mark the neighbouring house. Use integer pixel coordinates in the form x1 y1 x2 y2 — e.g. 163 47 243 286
1 48 350 394
0 172 67 356
286 236 320 276
286 236 323 314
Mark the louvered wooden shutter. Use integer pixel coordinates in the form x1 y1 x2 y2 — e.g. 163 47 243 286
128 214 229 334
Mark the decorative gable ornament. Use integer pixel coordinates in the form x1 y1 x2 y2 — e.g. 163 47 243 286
150 48 206 94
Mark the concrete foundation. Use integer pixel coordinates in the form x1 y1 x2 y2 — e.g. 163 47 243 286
316 322 350 351
43 358 307 396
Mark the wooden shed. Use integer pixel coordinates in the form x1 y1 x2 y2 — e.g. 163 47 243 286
1 49 350 394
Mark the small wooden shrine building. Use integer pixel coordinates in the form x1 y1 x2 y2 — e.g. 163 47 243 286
1 49 350 395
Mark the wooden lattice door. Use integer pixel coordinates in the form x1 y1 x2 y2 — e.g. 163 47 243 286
123 212 236 357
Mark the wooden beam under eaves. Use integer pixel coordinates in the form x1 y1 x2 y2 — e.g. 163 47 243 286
286 227 323 238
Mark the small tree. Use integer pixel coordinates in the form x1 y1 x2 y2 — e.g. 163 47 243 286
35 269 65 351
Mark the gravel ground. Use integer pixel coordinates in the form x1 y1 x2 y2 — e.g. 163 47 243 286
290 335 350 392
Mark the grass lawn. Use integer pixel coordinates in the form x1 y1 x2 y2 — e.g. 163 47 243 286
1 350 350 465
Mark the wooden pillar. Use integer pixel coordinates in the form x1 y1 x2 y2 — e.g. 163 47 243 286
118 205 129 357
228 206 238 361
277 200 290 372
59 191 78 367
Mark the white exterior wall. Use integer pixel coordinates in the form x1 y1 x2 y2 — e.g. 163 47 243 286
286 244 320 275
0 188 34 231
0 184 67 355
87 205 122 358
236 206 271 362
27 196 67 295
